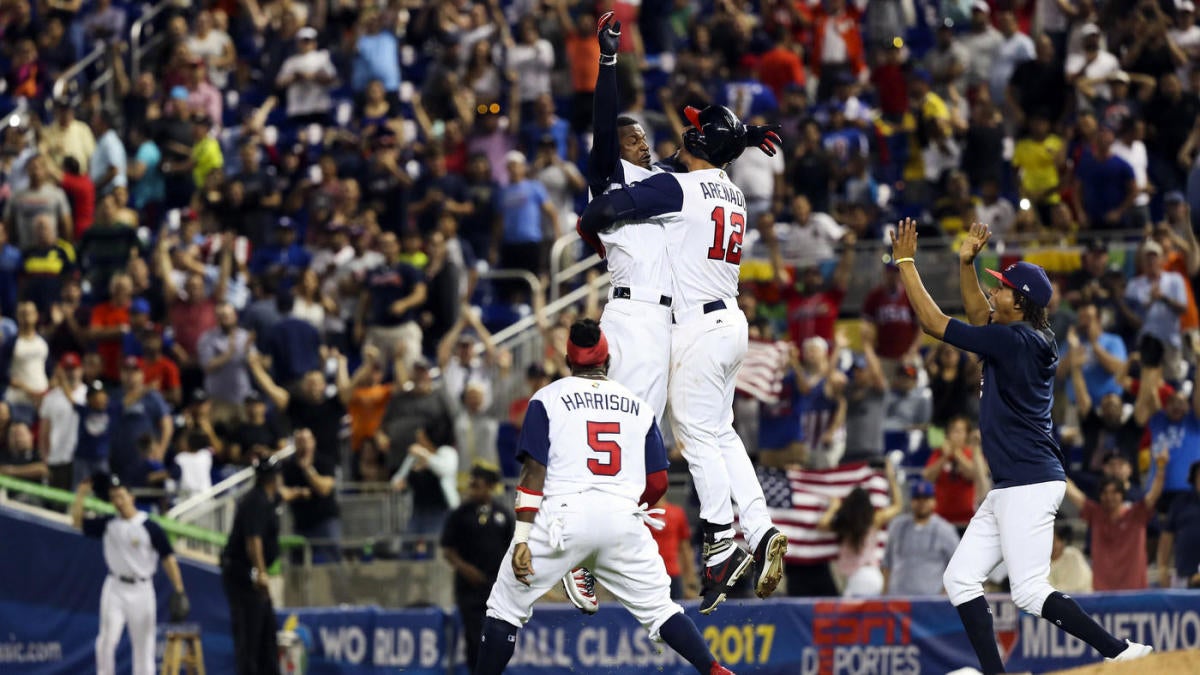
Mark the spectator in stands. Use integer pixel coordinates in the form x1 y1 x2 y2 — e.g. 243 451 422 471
0 422 47 482
453 380 499 491
862 262 920 369
5 155 73 249
1160 460 1200 587
228 391 285 465
258 292 319 389
1073 122 1136 230
1139 363 1200 509
1010 36 1068 126
1152 198 1200 336
186 9 235 91
783 230 854 346
392 428 459 558
923 416 980 531
39 352 84 490
1067 23 1121 110
53 155 95 239
1061 306 1127 409
358 232 425 370
173 428 214 500
1127 240 1189 376
882 479 960 596
158 235 228 382
88 108 126 198
87 273 133 382
6 38 47 100
184 59 222 133
41 98 95 174
441 465 512 670
4 301 47 423
126 124 163 217
185 114 222 190
19 214 74 317
250 217 311 278
276 26 338 126
841 341 888 464
282 427 341 562
381 357 455 470
109 356 173 477
346 344 399 460
884 361 931 433
497 151 557 291
197 302 253 424
1068 332 1145 478
818 460 904 597
926 343 981 428
1048 521 1094 594
650 494 698 600
73 380 111 486
351 7 400 97
1064 448 1167 590
248 348 350 471
1011 113 1065 226
0 223 21 320
158 89 197 209
139 329 181 408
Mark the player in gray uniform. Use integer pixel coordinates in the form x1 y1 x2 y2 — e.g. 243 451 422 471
72 473 189 675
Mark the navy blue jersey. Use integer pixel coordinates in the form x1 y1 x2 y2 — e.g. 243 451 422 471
943 319 1066 488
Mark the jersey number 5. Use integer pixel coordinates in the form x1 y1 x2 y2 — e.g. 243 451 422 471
586 421 622 476
706 206 745 264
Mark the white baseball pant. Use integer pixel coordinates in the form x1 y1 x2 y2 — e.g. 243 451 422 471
943 481 1066 616
668 303 773 550
601 291 673 420
486 492 682 638
96 575 157 675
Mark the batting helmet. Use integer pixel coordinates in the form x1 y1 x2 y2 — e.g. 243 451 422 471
683 105 748 167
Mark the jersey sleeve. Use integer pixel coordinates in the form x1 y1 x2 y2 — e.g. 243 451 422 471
588 62 623 194
144 519 174 557
942 318 1023 360
82 515 112 539
578 173 684 235
515 398 550 466
644 418 669 474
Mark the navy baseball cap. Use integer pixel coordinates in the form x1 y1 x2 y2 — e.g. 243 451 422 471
911 479 935 499
985 261 1053 308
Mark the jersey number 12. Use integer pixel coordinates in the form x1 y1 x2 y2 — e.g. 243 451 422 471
706 206 745 264
586 421 622 476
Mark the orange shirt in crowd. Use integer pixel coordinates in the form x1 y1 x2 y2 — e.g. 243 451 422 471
89 301 130 380
758 46 806 99
1165 250 1199 331
925 447 977 527
349 383 392 452
565 33 600 94
650 502 691 578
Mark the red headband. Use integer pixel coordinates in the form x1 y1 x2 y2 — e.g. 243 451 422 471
567 333 609 367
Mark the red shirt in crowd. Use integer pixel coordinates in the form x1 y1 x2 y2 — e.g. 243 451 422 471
142 354 181 396
59 172 94 238
168 298 217 359
926 447 977 527
862 283 918 359
89 301 130 380
1080 499 1153 591
650 502 691 578
786 286 845 346
757 46 805 99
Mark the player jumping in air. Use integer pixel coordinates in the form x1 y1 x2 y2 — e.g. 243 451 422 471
474 320 735 675
563 14 783 615
890 219 1152 672
579 104 787 615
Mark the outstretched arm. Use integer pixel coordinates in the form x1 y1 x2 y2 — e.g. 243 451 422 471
958 223 993 326
891 218 952 339
588 14 624 195
579 173 682 235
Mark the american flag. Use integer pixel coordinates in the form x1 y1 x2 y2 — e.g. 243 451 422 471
735 339 791 405
750 462 893 564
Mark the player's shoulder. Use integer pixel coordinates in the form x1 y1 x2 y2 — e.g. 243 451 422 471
619 159 658 184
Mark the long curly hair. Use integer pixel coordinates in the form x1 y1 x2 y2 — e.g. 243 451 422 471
831 487 876 553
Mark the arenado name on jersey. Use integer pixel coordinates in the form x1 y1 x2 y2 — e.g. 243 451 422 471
699 181 745 207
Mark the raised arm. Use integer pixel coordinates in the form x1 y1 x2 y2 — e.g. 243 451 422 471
587 14 624 195
1067 328 1094 416
1133 365 1163 426
579 173 683 235
247 349 289 409
891 218 952 339
1145 448 1169 510
958 223 993 326
1064 477 1087 509
873 461 905 527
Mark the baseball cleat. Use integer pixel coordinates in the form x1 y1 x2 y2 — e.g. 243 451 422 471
752 528 788 599
699 547 752 615
1105 640 1153 662
562 567 598 614
710 663 735 675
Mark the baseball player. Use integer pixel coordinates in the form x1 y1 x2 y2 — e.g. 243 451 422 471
475 320 735 675
563 15 784 614
889 219 1152 673
579 105 787 615
71 474 189 675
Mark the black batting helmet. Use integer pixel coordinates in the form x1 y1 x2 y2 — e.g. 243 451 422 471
683 105 748 167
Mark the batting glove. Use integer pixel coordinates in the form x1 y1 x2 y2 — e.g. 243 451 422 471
746 124 783 157
597 12 621 65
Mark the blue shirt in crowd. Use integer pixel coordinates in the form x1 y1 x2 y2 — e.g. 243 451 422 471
90 129 128 193
943 319 1066 488
0 244 22 319
1062 331 1127 405
1075 151 1134 228
109 390 170 475
365 261 424 327
501 179 549 244
1146 412 1200 493
759 371 803 450
74 403 112 462
265 316 322 383
1166 491 1200 580
353 31 401 93
130 141 164 209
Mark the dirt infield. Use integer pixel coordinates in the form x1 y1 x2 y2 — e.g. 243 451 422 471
1044 649 1200 674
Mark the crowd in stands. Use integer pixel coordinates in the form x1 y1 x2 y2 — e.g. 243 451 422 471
0 0 1198 600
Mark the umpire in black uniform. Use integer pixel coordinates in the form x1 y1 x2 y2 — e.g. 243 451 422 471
440 465 513 669
222 455 283 675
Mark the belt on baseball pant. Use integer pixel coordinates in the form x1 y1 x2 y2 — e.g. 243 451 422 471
113 574 151 584
611 285 672 307
672 297 736 324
